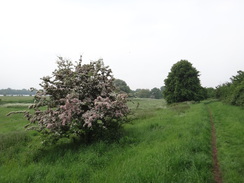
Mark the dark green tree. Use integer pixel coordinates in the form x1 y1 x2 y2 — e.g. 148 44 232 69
113 79 131 94
160 86 165 93
231 70 244 85
230 70 244 106
205 87 216 98
215 82 231 100
163 60 204 104
150 87 163 99
216 70 244 106
135 89 151 98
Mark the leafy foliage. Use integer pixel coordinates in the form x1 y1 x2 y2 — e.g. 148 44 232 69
163 60 205 104
205 87 216 98
216 70 244 106
131 87 164 99
150 87 163 99
113 79 131 94
24 57 130 144
134 89 151 98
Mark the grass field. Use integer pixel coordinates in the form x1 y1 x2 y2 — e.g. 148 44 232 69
0 96 34 104
0 96 243 182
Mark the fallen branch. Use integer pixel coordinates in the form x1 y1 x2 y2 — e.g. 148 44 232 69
6 111 27 116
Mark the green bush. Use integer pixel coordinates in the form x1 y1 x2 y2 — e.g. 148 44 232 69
216 70 244 107
231 81 244 106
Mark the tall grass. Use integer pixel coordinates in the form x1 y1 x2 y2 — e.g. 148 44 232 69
90 102 212 183
0 98 214 182
208 102 244 183
0 106 29 133
1 97 243 182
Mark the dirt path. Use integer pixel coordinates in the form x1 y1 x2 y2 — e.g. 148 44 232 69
208 107 222 183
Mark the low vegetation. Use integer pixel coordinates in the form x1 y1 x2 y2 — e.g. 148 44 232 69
207 101 244 183
0 96 34 104
1 96 243 182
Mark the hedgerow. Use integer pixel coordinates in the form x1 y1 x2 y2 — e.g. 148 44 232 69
216 70 244 107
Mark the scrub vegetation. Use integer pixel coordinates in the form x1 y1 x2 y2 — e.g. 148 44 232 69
216 70 244 107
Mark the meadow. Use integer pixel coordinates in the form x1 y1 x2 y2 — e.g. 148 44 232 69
0 96 243 183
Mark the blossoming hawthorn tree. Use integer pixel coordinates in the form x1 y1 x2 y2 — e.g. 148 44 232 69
25 57 130 144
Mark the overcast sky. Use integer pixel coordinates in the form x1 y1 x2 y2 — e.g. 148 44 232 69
0 0 243 90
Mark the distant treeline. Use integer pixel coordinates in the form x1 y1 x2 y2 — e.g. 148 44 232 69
131 87 165 99
0 88 36 96
114 79 164 99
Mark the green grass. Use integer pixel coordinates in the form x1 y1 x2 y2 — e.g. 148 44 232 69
0 106 29 133
207 102 244 183
89 102 212 183
0 97 243 182
0 96 34 104
127 98 167 120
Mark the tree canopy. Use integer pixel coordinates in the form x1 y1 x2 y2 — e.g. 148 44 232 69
134 89 151 98
150 87 163 99
163 60 205 104
113 79 131 94
216 70 244 106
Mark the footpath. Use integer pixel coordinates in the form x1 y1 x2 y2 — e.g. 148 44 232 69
207 106 222 183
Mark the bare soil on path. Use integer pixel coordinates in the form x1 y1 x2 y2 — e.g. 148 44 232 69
208 107 222 183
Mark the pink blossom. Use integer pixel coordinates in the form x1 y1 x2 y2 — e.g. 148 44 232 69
47 123 53 129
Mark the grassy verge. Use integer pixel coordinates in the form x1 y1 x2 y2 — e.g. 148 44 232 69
207 102 244 183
